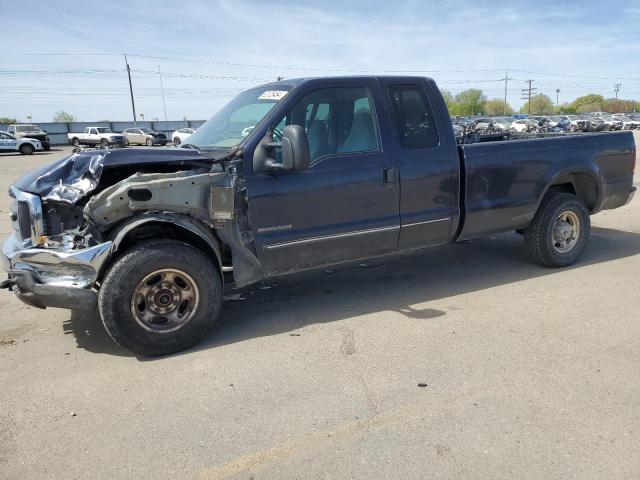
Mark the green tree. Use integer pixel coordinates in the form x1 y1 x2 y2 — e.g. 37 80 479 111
602 98 637 113
520 94 554 114
484 98 513 116
440 89 454 111
53 111 77 123
556 103 577 114
454 89 486 115
0 117 17 124
570 94 604 113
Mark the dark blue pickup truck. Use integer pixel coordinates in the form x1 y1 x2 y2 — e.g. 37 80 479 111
2 76 636 355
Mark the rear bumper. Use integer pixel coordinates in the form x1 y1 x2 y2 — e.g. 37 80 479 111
1 233 112 310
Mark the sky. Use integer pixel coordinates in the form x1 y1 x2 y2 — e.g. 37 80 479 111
1 0 639 122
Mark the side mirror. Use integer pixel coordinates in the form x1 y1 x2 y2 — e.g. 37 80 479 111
280 125 310 171
253 125 310 173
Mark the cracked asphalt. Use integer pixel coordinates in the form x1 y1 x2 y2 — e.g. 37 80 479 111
1 138 639 479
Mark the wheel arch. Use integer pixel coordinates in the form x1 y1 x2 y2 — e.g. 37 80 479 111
539 169 602 214
100 213 223 282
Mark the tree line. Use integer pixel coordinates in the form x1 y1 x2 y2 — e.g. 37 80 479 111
442 89 639 116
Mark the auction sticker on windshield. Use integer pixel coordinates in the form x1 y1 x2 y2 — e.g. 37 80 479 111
258 90 288 100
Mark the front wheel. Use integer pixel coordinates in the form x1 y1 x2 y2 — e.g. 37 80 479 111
524 192 590 267
173 136 181 145
19 144 34 155
145 137 153 146
98 240 222 356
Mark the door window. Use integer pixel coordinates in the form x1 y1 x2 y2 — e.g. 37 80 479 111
274 86 380 163
387 84 439 149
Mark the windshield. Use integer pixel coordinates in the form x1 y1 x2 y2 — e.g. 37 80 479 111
96 127 113 133
185 85 292 149
139 128 154 134
16 125 40 132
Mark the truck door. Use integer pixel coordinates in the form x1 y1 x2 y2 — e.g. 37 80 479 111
245 79 400 275
0 133 17 152
88 128 98 144
378 79 456 249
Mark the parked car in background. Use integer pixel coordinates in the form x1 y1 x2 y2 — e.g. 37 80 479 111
510 118 537 132
452 124 464 143
565 115 588 132
171 128 195 145
7 124 50 151
122 128 168 146
67 127 128 148
597 114 624 131
582 114 606 132
0 131 43 155
612 114 640 130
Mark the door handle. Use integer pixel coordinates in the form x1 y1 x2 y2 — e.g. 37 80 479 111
382 166 399 183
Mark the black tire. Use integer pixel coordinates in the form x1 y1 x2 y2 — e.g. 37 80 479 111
19 143 34 155
145 137 153 146
173 137 181 145
125 138 129 147
71 137 80 147
98 240 222 356
100 138 108 149
524 192 590 268
43 143 51 151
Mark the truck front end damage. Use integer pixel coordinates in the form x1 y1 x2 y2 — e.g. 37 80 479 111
1 148 263 311
2 185 113 309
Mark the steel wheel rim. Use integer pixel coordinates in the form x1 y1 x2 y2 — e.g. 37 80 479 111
130 269 200 334
551 210 580 253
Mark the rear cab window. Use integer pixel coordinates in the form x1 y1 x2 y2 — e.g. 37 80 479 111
387 84 440 149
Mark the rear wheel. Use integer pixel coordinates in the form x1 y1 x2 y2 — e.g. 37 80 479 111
100 138 108 149
173 136 181 145
19 143 34 155
145 137 153 146
71 137 80 147
524 192 590 267
98 240 222 356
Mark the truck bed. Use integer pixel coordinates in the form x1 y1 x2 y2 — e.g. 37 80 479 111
457 131 636 240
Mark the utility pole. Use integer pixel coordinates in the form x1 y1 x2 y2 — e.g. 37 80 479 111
503 70 512 115
555 88 560 108
158 65 168 122
521 80 537 114
614 83 621 113
124 55 137 126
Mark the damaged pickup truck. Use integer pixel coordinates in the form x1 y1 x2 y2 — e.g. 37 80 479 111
2 76 636 356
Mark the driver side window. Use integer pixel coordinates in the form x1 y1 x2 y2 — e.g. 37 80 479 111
273 86 380 163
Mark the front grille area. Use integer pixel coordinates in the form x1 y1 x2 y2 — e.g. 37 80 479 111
17 201 32 240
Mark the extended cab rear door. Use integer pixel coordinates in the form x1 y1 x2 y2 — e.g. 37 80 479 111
245 78 400 275
378 78 458 248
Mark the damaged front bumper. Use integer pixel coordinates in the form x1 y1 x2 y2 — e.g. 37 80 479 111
1 233 112 310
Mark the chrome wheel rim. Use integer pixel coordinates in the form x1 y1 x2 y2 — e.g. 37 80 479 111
130 269 200 333
551 210 580 253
